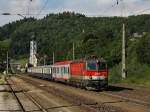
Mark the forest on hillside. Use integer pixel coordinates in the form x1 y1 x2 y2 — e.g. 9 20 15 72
0 12 150 84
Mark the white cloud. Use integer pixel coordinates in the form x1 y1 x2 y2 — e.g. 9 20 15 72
0 0 42 26
8 0 42 17
44 0 150 17
0 0 150 26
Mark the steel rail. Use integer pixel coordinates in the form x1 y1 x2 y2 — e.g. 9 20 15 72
17 75 125 112
8 77 48 112
20 75 150 109
101 91 150 107
5 77 26 112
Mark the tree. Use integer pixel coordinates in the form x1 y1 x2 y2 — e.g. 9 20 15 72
137 34 150 65
0 40 9 72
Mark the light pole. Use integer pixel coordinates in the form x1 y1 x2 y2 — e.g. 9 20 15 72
1 13 26 18
73 42 75 60
6 51 9 74
2 12 27 73
122 23 126 79
53 52 55 64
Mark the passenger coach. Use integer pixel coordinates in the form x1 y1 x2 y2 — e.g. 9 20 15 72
28 65 52 79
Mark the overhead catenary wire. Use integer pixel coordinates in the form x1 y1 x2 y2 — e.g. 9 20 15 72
102 0 150 17
132 7 150 15
27 0 30 16
0 13 49 16
1 0 149 18
36 0 48 18
102 1 118 15
102 0 124 16
120 1 150 16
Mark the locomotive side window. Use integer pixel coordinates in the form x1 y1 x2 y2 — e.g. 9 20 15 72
98 62 106 70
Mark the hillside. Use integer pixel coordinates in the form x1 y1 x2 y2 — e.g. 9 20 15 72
0 12 150 85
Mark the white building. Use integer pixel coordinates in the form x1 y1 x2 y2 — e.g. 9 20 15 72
29 41 37 67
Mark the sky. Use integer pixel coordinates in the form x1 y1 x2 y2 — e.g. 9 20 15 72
0 0 150 26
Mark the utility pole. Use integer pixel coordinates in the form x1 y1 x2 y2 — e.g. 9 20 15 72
122 23 126 79
53 52 55 64
73 42 75 60
6 51 9 74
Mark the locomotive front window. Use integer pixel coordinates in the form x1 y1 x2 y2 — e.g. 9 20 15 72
87 62 97 70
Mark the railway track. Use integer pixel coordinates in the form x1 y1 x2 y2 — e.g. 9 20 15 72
5 77 26 112
102 90 150 107
5 76 49 112
22 74 150 107
16 74 150 112
100 84 150 108
17 74 140 112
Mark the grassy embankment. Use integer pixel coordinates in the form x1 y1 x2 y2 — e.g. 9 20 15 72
109 39 150 87
0 74 7 84
14 58 28 66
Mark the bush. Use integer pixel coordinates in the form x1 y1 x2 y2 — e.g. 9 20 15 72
137 34 150 65
109 64 122 83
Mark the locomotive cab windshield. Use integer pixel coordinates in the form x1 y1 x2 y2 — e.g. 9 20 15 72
86 60 107 71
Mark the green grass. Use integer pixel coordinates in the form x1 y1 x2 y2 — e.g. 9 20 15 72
109 40 150 87
0 39 11 47
0 74 6 84
14 58 28 66
109 64 150 87
122 65 150 87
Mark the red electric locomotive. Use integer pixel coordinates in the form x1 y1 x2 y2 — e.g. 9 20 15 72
52 57 108 90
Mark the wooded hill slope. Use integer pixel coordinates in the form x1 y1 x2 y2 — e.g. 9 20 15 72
0 12 150 85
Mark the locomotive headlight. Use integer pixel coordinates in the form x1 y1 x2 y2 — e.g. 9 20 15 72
90 76 92 79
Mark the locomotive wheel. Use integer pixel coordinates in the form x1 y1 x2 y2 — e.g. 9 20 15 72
85 86 93 91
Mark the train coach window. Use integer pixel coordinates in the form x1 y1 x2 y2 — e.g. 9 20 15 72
53 68 54 73
68 67 70 74
64 67 68 74
54 68 56 73
63 67 65 74
49 69 51 74
55 68 56 73
57 68 59 74
61 67 63 74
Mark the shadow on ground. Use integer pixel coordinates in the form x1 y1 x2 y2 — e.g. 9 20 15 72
106 85 133 92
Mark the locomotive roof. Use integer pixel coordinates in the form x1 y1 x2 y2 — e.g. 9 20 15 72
54 58 106 65
54 60 86 65
54 61 73 65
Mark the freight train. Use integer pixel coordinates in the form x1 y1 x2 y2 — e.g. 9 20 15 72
27 57 108 90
